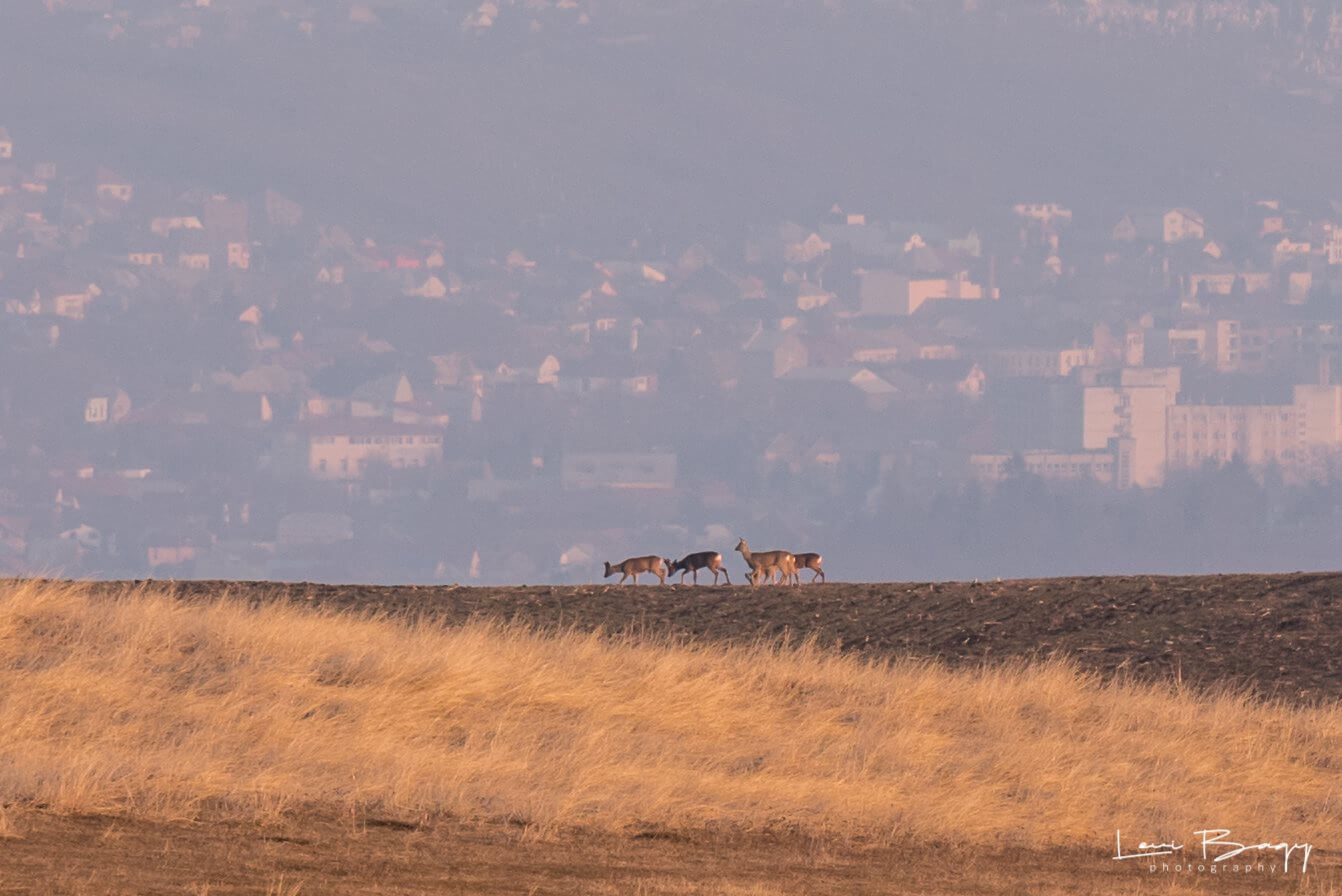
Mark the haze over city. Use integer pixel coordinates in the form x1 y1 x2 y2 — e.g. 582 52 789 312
6 0 1342 583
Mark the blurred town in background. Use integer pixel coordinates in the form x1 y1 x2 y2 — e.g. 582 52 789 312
8 0 1342 581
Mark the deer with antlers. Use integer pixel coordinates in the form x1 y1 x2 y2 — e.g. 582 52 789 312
602 556 667 585
665 551 732 585
734 538 796 586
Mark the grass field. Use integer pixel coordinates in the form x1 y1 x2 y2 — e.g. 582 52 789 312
0 578 1336 893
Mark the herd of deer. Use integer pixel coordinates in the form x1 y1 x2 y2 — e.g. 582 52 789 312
601 538 825 587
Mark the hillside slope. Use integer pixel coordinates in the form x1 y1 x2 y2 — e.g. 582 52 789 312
0 576 1335 894
107 571 1342 702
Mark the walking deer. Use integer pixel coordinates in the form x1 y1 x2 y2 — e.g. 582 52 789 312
666 551 732 585
789 552 825 584
734 538 795 586
603 556 667 585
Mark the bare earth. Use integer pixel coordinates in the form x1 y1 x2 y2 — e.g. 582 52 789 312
1 811 1333 895
7 572 1336 894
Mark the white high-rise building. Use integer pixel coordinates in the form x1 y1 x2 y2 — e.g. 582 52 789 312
1082 384 1172 488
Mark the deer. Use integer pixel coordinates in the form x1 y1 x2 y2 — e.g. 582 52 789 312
665 551 732 585
788 552 825 584
734 538 795 586
603 556 667 585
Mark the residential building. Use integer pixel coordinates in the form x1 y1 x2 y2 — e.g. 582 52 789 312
301 422 445 480
95 168 133 202
1112 207 1205 243
1012 202 1073 226
857 270 992 315
1082 381 1173 487
970 449 1116 485
46 282 102 320
1325 224 1342 265
995 347 1092 378
1293 384 1342 449
1166 403 1298 470
1185 270 1273 298
741 329 808 378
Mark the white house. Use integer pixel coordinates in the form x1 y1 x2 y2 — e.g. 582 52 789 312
96 168 133 202
1113 208 1205 243
1013 202 1073 226
858 270 992 315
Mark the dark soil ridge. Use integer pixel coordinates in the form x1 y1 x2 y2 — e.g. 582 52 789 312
75 572 1342 703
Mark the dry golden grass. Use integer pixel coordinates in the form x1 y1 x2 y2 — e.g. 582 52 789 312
0 803 21 840
0 579 1337 850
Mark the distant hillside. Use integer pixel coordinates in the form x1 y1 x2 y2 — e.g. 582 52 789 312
3 2 1341 244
